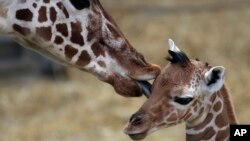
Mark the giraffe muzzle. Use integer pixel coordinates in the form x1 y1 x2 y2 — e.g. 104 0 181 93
124 112 150 140
128 132 148 141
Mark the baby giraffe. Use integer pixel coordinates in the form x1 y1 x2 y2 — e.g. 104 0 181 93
124 39 238 141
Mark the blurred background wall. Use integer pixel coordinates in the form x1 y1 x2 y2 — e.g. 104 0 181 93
0 0 250 141
0 36 67 81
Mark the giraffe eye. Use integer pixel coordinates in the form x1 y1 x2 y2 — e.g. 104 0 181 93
69 0 90 10
173 96 193 105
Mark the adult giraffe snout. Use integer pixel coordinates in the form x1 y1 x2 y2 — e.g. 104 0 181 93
0 0 160 98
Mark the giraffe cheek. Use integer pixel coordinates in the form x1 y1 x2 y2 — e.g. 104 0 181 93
166 113 179 123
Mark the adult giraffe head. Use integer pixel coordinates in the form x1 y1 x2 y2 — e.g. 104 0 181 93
0 0 160 97
124 39 237 140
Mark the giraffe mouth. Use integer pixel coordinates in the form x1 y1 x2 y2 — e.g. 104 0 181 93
128 131 148 140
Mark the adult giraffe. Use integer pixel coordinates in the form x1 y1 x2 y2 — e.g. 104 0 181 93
0 0 160 97
124 39 238 141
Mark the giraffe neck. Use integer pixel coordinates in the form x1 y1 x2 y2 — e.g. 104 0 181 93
186 85 238 141
1 0 135 80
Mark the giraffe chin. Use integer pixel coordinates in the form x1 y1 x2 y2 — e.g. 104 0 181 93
124 123 149 140
128 131 148 140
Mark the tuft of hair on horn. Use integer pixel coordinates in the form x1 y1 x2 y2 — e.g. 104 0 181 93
166 39 190 67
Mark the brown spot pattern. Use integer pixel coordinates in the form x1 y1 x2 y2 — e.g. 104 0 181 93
76 51 91 66
16 9 33 21
54 36 64 45
87 29 95 41
13 24 31 36
43 0 50 3
201 127 215 140
167 113 178 122
194 106 198 111
91 42 105 57
87 24 97 42
71 21 84 46
184 112 193 120
194 113 213 130
36 26 52 41
98 61 106 68
33 3 37 8
38 6 47 23
215 127 229 140
50 7 57 24
213 101 222 112
210 94 216 102
199 107 205 115
65 45 78 60
56 23 68 37
57 2 69 18
215 113 228 128
150 104 164 118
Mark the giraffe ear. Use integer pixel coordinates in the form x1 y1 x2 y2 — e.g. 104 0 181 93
204 66 225 93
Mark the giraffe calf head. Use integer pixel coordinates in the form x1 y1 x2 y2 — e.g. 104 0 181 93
124 39 226 140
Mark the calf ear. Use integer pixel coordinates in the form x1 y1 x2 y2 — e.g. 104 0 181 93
204 66 225 93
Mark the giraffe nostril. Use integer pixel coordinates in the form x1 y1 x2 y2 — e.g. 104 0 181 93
129 114 143 126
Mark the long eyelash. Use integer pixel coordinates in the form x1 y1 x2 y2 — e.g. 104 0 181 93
173 96 193 105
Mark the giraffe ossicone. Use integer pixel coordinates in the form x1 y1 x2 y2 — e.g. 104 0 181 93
0 0 160 97
124 39 238 141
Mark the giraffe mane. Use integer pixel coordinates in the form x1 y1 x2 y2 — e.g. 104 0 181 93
220 85 238 124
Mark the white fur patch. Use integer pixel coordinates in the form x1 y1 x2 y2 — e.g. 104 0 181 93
168 38 181 52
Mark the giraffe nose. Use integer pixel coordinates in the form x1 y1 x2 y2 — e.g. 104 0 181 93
129 113 144 126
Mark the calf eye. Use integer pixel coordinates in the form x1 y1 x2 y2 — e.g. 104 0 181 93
173 96 193 105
